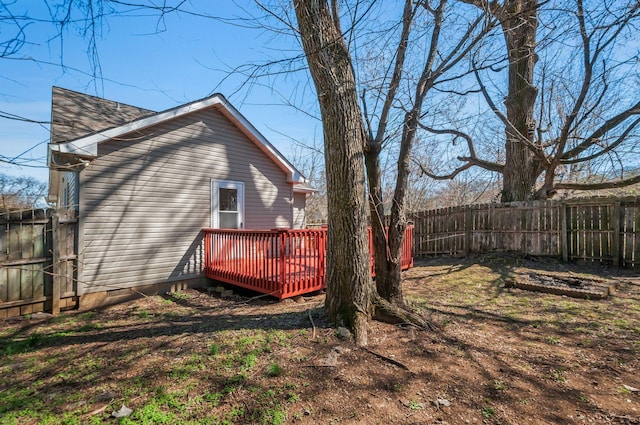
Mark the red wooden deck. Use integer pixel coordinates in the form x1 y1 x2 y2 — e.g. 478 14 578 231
203 226 414 299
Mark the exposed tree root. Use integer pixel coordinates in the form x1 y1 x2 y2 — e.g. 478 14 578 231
372 293 436 331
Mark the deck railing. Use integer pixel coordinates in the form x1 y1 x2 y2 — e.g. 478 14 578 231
203 225 414 299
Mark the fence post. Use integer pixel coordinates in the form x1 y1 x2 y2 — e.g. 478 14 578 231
50 214 61 315
464 206 472 257
611 201 621 267
560 203 569 263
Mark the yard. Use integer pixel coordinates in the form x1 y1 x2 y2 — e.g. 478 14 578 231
1 255 639 425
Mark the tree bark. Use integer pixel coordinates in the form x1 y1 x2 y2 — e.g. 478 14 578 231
294 0 373 346
364 142 395 300
500 0 542 202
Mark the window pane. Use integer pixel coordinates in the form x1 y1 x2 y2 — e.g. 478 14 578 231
219 212 238 229
219 188 238 212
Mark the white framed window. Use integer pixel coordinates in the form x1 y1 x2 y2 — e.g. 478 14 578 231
211 180 244 229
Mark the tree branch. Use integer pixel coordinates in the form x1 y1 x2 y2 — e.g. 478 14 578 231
371 0 417 146
561 116 640 165
561 100 640 160
555 174 640 191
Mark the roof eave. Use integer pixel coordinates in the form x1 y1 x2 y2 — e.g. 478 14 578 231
51 94 307 184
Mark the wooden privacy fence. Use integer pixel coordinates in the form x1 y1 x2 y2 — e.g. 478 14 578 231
409 197 640 268
0 209 77 318
203 226 414 299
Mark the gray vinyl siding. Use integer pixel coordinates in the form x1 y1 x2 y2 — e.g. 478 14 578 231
60 171 78 209
292 192 306 229
77 107 293 294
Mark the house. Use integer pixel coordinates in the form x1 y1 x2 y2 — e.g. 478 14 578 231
48 87 314 308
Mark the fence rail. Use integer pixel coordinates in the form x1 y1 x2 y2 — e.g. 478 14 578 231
409 197 640 268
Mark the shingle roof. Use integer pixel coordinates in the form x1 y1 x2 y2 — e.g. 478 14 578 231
50 86 155 143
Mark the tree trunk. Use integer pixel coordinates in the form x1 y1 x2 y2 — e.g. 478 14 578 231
500 0 542 202
364 142 395 300
294 0 373 346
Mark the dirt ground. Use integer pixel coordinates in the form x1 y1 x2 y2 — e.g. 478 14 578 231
1 255 639 425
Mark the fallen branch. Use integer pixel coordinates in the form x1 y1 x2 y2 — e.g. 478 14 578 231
362 347 414 374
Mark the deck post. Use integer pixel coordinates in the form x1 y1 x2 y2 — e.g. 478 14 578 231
204 231 211 273
277 229 287 296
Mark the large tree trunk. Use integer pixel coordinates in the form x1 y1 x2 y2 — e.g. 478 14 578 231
500 0 542 202
294 0 373 346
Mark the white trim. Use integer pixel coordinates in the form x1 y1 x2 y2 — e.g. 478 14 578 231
211 180 245 229
48 94 305 183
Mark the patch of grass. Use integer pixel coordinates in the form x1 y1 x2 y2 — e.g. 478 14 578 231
266 363 284 377
121 399 176 424
78 322 101 332
579 337 592 346
226 405 245 422
79 311 97 321
286 392 300 403
222 374 247 394
2 333 42 356
50 330 74 339
408 399 423 410
266 329 288 346
0 386 42 416
492 379 506 391
550 368 567 383
203 390 224 406
545 335 561 345
270 409 287 425
154 387 186 412
209 342 221 356
170 291 190 300
241 352 258 371
482 406 495 419
170 354 207 380
613 318 630 330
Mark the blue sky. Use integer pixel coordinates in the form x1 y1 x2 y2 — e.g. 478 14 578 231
1 1 320 183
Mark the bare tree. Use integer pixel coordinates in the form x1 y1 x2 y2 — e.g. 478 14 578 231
360 0 495 304
0 173 47 210
421 0 640 201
